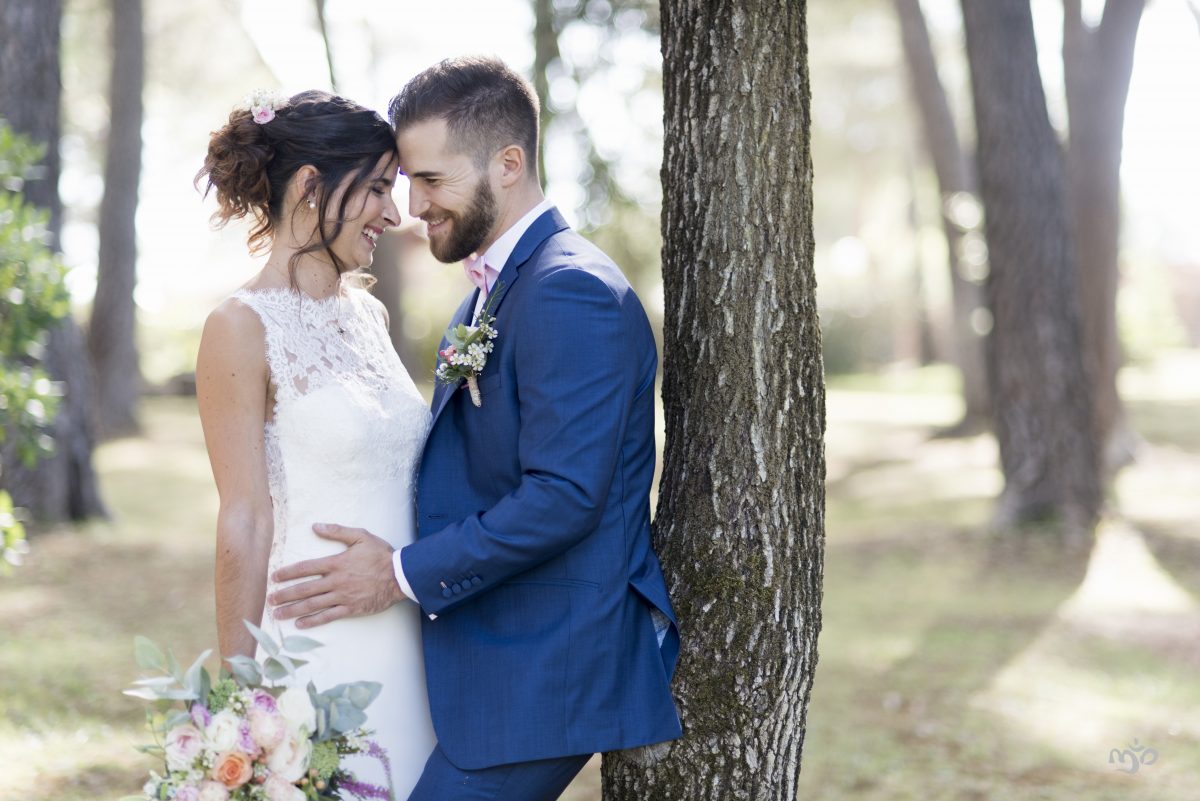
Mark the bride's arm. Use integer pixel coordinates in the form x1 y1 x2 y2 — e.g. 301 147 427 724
195 300 273 660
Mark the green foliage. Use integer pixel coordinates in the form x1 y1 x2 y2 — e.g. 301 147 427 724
0 121 71 573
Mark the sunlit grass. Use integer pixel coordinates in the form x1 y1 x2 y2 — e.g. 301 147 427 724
3 357 1200 799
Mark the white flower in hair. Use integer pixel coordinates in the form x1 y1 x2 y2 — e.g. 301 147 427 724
245 89 287 124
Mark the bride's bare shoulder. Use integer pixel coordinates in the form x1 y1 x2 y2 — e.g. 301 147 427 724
197 295 267 377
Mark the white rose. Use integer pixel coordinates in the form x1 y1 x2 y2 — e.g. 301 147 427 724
263 774 306 801
204 710 241 753
197 781 230 801
164 723 204 771
266 734 312 783
275 687 316 735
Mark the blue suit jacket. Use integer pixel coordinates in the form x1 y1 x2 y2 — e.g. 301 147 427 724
403 208 682 769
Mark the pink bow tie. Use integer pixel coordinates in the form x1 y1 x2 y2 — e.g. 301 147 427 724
463 254 492 294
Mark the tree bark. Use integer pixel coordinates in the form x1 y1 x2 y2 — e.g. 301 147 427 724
961 0 1100 537
892 0 989 431
0 0 106 524
602 2 824 799
89 0 145 438
313 0 338 91
1062 0 1144 473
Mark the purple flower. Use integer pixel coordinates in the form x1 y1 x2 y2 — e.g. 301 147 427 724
190 704 212 729
250 689 278 713
174 785 201 801
237 721 262 757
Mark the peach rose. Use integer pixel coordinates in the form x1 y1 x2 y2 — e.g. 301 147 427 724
211 751 254 789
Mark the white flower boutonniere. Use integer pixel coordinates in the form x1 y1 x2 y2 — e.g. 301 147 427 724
435 284 502 407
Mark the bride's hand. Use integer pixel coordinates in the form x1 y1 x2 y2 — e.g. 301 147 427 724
267 523 406 628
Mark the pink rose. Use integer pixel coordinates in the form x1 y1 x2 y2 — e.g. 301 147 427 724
252 107 275 124
212 751 254 789
197 782 230 801
248 707 285 751
164 723 204 771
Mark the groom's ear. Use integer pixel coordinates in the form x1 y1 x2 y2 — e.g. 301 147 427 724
494 144 528 189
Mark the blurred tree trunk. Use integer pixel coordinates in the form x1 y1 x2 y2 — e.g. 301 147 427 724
0 0 106 523
1062 0 1144 474
602 1 824 799
89 0 145 438
531 0 558 189
368 229 414 373
892 0 989 432
313 0 338 91
961 0 1100 537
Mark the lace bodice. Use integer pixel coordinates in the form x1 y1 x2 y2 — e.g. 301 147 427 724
232 286 431 587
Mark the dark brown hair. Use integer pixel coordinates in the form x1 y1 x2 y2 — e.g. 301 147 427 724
388 57 540 175
196 90 397 275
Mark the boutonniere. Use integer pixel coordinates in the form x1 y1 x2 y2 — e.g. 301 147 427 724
435 283 502 407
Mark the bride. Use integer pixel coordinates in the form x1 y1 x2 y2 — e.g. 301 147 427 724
193 90 435 798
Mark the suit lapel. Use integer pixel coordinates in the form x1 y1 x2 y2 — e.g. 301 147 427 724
428 207 571 430
429 291 480 423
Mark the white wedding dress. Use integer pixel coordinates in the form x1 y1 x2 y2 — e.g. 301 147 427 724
234 285 435 800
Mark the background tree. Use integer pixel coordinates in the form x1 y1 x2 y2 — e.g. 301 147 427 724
0 0 106 523
602 1 824 799
1062 0 1145 472
891 0 989 432
0 127 72 572
89 0 145 438
961 0 1100 537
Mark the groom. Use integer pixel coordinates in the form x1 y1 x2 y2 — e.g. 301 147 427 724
269 56 681 799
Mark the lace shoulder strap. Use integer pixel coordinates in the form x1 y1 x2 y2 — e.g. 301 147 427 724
231 288 333 404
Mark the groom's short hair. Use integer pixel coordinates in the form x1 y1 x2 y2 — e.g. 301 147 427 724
389 56 540 176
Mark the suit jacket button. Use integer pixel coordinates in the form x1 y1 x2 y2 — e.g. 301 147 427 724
441 588 453 598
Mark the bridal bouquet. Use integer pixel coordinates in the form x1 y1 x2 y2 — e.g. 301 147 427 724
122 622 392 801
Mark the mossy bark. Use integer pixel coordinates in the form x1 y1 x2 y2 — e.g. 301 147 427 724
602 1 825 798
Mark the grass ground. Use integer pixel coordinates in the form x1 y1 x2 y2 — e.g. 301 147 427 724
2 354 1199 799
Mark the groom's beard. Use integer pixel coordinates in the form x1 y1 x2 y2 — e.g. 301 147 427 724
429 177 498 264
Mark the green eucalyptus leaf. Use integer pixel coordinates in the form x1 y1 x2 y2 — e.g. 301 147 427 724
225 655 262 687
166 649 183 683
280 634 323 653
134 636 166 671
243 620 280 657
183 649 212 697
123 687 166 701
346 682 382 710
263 657 289 682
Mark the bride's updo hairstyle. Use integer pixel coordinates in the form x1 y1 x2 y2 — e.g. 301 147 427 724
196 90 397 275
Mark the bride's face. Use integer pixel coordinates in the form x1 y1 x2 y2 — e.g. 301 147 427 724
323 154 401 270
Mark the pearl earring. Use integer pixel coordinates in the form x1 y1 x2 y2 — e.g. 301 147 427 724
307 198 316 209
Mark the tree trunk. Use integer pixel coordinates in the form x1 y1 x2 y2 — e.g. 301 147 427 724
1062 0 1144 474
313 0 338 91
89 0 145 438
602 2 824 799
531 0 559 189
0 0 106 524
961 0 1100 537
892 0 989 431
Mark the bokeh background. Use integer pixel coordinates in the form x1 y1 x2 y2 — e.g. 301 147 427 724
2 0 1199 799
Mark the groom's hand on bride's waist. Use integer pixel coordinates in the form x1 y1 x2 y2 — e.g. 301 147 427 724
267 523 408 629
